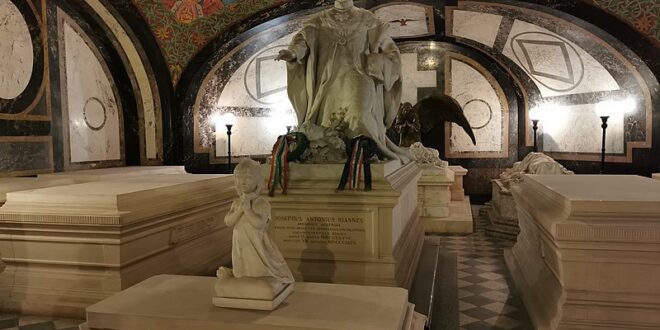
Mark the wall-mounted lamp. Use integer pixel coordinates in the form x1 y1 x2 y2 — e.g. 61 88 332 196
529 108 542 153
222 113 237 173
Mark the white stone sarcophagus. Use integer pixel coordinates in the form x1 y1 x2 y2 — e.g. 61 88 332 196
0 174 236 318
485 153 573 240
505 175 660 329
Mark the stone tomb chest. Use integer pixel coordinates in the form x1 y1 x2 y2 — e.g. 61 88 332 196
262 161 423 289
0 174 235 317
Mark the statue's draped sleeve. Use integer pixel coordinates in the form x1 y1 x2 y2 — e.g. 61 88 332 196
286 23 317 126
367 21 402 128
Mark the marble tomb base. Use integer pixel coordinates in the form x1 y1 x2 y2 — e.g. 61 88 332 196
38 166 186 183
82 275 426 330
653 173 659 180
484 179 519 240
262 161 424 289
0 174 235 318
506 175 660 329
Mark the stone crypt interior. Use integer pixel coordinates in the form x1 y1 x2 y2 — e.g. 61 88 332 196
0 0 659 329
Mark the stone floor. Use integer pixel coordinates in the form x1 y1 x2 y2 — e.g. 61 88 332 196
410 205 534 330
0 315 82 330
1 205 532 330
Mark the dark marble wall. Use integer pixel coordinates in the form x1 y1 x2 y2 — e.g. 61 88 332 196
0 0 172 177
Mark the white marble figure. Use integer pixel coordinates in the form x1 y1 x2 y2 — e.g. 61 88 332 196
221 159 293 282
410 142 448 169
214 159 293 309
500 152 574 188
277 0 410 163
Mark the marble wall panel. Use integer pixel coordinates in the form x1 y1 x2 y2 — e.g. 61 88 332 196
446 1 656 166
447 58 506 156
84 0 160 162
502 19 620 98
59 11 123 164
0 0 33 100
0 137 52 176
400 52 438 105
540 103 624 154
194 13 311 159
451 10 502 48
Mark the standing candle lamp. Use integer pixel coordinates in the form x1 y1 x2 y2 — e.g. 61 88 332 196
529 108 542 153
222 113 237 173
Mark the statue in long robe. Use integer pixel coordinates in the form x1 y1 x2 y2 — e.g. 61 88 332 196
277 0 409 162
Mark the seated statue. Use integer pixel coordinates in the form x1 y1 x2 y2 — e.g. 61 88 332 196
277 0 409 163
214 159 294 310
500 152 574 188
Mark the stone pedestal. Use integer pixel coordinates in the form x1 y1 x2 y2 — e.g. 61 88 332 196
418 166 454 233
417 166 473 233
38 166 186 183
0 174 235 318
484 179 519 240
82 275 426 330
448 166 467 201
506 175 660 329
262 161 423 289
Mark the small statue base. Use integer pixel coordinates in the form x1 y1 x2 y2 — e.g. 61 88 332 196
213 282 294 311
213 268 294 311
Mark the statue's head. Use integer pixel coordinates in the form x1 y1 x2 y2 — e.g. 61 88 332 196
334 0 354 8
234 158 263 195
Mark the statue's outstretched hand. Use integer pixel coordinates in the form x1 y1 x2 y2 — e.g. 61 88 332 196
276 49 297 62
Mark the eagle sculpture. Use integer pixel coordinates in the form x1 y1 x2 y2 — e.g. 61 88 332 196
393 93 476 148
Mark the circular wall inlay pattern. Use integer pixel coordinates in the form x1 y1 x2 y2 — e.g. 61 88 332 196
83 97 107 131
0 0 34 100
463 99 493 130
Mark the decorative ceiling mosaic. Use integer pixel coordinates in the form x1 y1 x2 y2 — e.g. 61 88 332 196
134 0 289 84
592 0 659 41
131 0 658 86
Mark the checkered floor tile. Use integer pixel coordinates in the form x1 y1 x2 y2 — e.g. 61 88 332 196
430 206 533 330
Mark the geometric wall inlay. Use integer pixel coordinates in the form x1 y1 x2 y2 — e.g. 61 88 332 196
216 32 296 110
400 52 437 105
463 99 493 130
83 97 107 131
246 45 289 105
85 0 160 161
512 32 583 92
0 0 34 100
503 20 620 98
60 14 122 164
